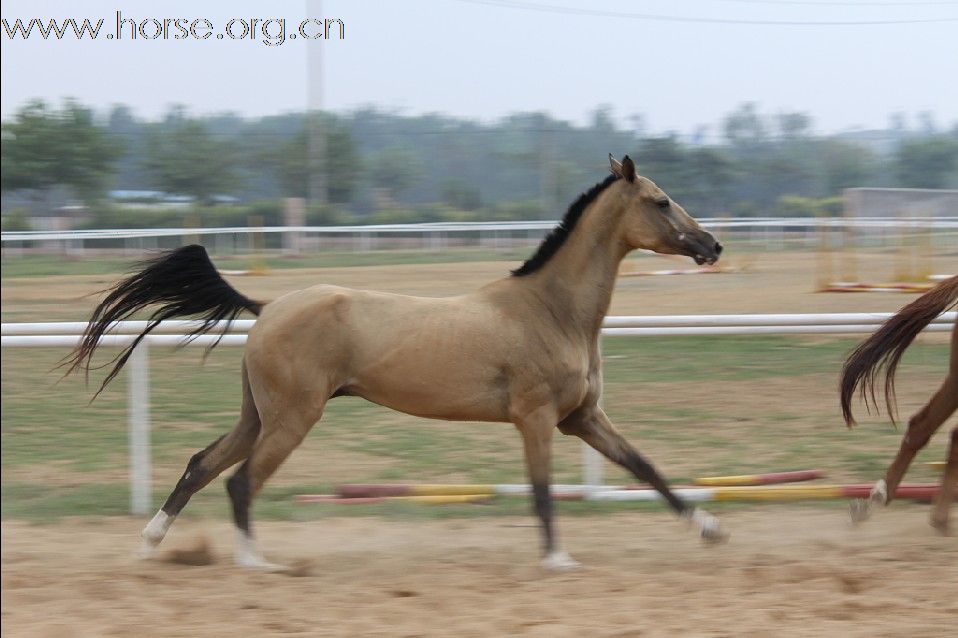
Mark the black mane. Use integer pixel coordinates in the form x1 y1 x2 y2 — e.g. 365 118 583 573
511 174 619 277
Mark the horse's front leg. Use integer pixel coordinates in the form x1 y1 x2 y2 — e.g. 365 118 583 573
558 405 729 543
930 427 958 534
514 405 579 571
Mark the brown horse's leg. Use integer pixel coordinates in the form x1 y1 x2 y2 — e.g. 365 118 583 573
558 406 728 542
140 363 261 556
514 406 578 571
227 402 323 570
931 427 958 534
853 374 958 523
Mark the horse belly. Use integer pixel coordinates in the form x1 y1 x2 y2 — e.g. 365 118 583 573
352 359 510 422
346 328 513 422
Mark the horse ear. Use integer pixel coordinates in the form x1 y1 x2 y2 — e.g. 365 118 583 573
620 155 636 183
609 153 623 176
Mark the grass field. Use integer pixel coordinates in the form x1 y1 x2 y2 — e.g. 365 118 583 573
1 249 953 523
1 333 949 522
0 248 530 279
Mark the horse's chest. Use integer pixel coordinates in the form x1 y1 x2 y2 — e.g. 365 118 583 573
551 355 601 410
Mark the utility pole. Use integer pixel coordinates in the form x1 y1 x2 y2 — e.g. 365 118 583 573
307 0 328 207
538 124 555 216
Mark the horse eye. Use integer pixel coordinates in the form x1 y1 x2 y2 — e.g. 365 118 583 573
656 199 670 210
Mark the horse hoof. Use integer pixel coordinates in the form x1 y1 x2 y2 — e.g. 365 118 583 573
235 555 287 572
849 499 872 524
701 525 730 545
137 539 158 560
138 528 164 560
688 508 728 544
930 517 951 536
541 550 580 572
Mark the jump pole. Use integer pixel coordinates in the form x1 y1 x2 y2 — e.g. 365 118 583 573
295 494 492 505
589 484 945 503
693 469 824 487
299 483 947 505
334 471 826 498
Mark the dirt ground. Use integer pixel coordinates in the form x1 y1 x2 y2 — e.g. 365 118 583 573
2 507 956 638
2 250 953 321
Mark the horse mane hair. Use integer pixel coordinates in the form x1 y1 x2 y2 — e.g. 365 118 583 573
511 174 619 277
839 275 958 426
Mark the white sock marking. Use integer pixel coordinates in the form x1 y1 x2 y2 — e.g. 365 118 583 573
870 479 888 505
234 529 284 571
541 549 580 571
138 510 175 559
687 508 728 542
142 510 175 545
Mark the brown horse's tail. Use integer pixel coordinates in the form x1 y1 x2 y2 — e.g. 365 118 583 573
840 275 958 426
61 245 263 398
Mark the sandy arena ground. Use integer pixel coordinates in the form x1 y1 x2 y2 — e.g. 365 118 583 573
2 507 956 637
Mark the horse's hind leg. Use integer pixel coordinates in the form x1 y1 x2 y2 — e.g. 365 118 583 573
226 393 325 570
140 363 261 556
930 427 958 534
851 373 957 523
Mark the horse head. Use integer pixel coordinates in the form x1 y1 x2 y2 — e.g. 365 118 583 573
609 154 723 265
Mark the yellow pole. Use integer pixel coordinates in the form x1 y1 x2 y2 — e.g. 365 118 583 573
184 215 200 247
816 215 834 291
247 215 268 275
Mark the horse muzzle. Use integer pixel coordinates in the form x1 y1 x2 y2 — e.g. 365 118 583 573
681 232 723 266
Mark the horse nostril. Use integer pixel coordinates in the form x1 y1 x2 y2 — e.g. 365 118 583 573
714 242 723 255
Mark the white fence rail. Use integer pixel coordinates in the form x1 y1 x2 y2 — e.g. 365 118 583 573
4 217 958 244
2 313 955 514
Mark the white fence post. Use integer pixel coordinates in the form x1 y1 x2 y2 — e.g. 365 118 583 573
582 443 603 493
128 341 151 515
583 336 605 493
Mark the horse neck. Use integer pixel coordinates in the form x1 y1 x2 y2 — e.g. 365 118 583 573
522 192 630 338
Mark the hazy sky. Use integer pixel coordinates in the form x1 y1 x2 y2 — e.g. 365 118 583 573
2 0 957 135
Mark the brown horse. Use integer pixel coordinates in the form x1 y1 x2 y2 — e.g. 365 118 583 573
64 155 726 571
840 275 958 533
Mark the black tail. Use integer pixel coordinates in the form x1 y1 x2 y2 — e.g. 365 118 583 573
62 245 262 398
840 275 958 426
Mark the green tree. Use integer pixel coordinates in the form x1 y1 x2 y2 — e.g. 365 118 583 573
638 135 688 196
272 117 360 204
685 146 735 213
1 99 119 204
895 137 958 189
368 146 423 201
776 112 812 139
143 112 236 204
820 140 875 194
441 178 482 210
723 103 767 147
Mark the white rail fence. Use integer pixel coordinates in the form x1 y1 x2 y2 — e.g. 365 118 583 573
3 312 955 515
4 217 957 256
5 217 958 243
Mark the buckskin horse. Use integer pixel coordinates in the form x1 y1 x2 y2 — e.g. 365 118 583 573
64 155 727 570
840 275 958 533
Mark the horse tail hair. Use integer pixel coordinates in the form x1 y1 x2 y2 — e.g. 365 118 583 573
61 245 263 398
840 275 958 427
